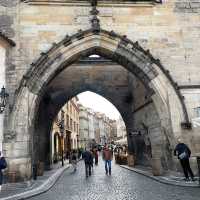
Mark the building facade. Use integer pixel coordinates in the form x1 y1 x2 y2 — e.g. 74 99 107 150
78 104 89 148
51 97 79 163
116 116 127 145
78 105 117 148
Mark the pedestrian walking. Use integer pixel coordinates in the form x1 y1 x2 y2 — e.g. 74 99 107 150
93 148 98 165
82 148 93 178
0 151 7 191
70 150 77 172
103 144 113 175
174 138 195 181
90 149 94 171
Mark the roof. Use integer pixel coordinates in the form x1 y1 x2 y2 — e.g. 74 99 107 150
0 31 16 47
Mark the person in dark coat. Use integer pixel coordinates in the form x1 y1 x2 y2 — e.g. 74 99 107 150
0 151 7 191
93 148 98 165
82 148 93 177
174 138 195 181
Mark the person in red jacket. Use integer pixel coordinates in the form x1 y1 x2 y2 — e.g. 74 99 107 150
103 144 113 175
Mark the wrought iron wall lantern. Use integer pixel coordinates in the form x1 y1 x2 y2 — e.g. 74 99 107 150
0 86 9 114
58 118 65 166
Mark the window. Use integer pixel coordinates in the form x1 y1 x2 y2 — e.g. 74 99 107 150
74 122 76 132
61 110 65 120
70 119 73 130
66 115 69 128
70 105 72 114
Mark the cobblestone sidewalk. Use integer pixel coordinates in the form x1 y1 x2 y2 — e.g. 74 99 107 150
120 165 200 187
0 160 70 200
28 158 200 200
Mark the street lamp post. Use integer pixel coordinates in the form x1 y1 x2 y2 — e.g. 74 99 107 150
76 134 79 149
0 86 9 151
59 119 65 167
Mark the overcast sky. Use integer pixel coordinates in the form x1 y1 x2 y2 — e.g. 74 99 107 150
78 91 120 120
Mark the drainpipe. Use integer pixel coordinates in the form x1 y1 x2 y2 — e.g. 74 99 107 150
0 44 6 152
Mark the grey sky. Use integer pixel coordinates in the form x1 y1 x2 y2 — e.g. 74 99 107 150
78 91 120 120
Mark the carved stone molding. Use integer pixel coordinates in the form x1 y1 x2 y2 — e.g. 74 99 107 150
21 0 156 7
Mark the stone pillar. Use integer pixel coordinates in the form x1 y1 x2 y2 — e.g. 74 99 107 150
151 157 162 176
149 125 164 176
151 143 163 176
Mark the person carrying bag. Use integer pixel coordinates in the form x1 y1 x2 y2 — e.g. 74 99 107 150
0 151 7 191
174 138 195 181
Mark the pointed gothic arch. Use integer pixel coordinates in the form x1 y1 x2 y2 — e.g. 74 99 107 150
5 28 191 179
15 29 189 126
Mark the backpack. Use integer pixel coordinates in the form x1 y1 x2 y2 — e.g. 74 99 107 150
0 157 7 169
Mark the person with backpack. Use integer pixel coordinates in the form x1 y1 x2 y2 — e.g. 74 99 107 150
0 151 7 191
174 138 195 181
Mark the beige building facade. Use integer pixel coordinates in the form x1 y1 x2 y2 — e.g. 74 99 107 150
51 97 79 163
116 116 127 145
79 104 117 148
1 0 200 180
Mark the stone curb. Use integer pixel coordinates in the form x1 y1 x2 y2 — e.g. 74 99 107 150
120 165 200 188
0 165 70 200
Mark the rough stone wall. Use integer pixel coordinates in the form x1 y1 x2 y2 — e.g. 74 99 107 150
12 1 200 84
174 0 200 13
0 0 20 121
8 1 200 131
130 73 168 170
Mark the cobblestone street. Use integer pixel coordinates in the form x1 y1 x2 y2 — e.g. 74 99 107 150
28 156 200 200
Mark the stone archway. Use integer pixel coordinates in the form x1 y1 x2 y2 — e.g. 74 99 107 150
5 29 190 180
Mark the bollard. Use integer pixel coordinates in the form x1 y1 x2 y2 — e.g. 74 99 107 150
197 157 200 185
32 164 37 180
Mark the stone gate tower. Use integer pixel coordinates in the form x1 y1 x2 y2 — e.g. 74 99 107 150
0 0 200 181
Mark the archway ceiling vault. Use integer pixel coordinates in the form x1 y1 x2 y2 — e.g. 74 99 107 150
44 63 136 124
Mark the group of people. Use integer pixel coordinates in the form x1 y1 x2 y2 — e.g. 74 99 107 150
71 140 196 182
82 144 113 177
70 144 113 178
